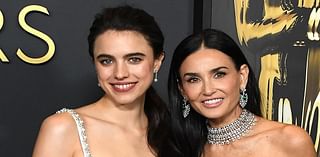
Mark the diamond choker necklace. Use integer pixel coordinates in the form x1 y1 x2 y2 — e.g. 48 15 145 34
207 109 256 145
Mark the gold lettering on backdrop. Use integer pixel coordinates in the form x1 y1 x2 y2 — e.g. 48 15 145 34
278 98 293 124
304 92 320 151
0 10 9 62
297 91 320 151
259 54 281 119
302 97 312 131
233 0 320 153
298 0 320 8
302 48 320 151
307 8 320 41
233 0 298 46
17 5 55 64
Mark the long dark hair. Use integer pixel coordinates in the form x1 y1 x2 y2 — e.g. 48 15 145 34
87 5 175 156
168 29 262 157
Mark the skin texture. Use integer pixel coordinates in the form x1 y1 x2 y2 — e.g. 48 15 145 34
32 30 164 157
179 47 316 157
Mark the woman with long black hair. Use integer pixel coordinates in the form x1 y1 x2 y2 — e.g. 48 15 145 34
33 5 175 157
167 28 316 157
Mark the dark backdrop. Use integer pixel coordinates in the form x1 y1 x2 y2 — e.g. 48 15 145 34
0 1 193 156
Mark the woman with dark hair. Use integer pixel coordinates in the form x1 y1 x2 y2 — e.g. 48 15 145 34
168 29 316 157
33 5 174 157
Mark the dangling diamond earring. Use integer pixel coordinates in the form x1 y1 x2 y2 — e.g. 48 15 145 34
182 97 190 118
153 71 158 82
240 88 248 108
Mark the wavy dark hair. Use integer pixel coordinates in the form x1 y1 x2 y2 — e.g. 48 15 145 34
87 5 176 156
168 29 262 157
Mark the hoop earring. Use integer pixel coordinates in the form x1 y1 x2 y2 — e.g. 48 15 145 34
240 88 248 108
153 71 158 82
182 97 190 118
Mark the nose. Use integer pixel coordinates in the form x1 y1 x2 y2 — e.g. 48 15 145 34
202 78 215 96
114 62 129 80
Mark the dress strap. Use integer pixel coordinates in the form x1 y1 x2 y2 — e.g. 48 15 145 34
56 108 92 157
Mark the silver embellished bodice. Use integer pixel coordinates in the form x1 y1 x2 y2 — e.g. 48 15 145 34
56 108 92 157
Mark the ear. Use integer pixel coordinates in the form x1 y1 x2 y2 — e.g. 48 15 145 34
153 52 165 72
239 64 249 89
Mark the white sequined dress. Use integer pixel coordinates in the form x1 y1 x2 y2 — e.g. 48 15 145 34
56 108 92 157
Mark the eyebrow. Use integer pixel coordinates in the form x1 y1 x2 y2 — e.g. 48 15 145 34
124 52 146 58
96 54 113 60
96 52 146 60
183 66 228 77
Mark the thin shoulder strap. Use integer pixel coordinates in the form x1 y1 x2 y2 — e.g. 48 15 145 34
56 108 92 157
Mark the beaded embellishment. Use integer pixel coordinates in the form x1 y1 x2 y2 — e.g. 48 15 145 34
56 108 92 157
207 109 256 145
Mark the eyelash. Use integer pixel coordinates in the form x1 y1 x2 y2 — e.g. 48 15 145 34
214 71 226 78
187 77 199 83
99 58 113 65
128 57 142 64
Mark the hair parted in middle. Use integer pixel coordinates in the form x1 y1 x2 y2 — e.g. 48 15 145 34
167 28 261 157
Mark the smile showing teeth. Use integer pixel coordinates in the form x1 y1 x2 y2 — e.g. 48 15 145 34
113 83 135 90
203 98 223 104
114 84 133 89
112 83 135 92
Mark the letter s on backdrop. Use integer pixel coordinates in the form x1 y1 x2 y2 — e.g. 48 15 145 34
17 5 55 64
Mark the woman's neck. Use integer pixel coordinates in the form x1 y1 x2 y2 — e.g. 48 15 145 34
94 95 148 131
208 106 243 128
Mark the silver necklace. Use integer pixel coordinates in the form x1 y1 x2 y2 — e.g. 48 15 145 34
207 109 256 145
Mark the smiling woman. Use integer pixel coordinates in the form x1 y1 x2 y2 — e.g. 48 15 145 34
167 29 316 157
93 30 159 105
32 5 176 157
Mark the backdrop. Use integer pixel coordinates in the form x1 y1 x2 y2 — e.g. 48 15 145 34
196 0 320 155
0 1 193 156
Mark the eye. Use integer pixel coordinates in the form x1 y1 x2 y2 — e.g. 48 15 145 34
128 57 142 64
213 71 226 79
186 76 200 83
99 58 113 65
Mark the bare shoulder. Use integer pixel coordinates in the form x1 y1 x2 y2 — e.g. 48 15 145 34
41 110 78 135
281 125 314 146
32 110 79 157
256 117 308 138
255 118 316 157
280 124 311 141
280 124 316 156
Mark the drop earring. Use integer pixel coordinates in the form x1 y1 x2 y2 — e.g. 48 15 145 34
182 97 190 118
240 88 248 108
153 71 158 82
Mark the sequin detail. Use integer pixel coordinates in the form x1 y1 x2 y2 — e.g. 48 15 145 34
56 108 92 157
